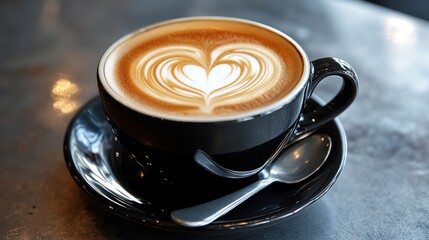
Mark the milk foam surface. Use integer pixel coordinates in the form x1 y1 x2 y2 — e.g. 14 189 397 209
104 18 304 118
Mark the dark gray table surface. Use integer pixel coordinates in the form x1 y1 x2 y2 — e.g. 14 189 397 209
1 0 428 239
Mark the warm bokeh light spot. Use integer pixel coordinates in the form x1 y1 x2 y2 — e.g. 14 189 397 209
52 79 79 97
51 76 80 115
53 98 79 114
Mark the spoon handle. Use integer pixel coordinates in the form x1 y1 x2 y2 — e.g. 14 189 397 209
171 178 274 227
194 150 260 178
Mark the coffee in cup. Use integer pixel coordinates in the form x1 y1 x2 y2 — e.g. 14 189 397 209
98 17 358 182
103 18 304 119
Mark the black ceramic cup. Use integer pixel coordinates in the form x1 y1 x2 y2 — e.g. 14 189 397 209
97 17 358 185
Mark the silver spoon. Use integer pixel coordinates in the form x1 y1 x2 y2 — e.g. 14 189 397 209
171 134 331 227
194 131 313 179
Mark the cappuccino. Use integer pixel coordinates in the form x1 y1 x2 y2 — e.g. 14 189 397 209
101 18 304 120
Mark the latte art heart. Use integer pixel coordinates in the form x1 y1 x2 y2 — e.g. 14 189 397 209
131 43 284 114
180 64 238 99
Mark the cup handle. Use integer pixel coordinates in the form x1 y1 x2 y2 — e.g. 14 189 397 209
295 57 359 136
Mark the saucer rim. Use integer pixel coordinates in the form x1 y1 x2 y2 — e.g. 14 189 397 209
63 96 347 233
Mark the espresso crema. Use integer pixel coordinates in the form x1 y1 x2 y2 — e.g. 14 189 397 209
102 18 304 119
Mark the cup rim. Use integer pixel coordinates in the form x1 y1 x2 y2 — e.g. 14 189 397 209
98 16 310 123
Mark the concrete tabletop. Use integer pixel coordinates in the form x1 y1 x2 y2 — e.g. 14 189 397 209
1 0 428 239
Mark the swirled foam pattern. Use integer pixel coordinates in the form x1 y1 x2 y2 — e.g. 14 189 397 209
131 43 282 114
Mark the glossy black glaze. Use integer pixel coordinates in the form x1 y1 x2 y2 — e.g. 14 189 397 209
63 97 347 232
98 53 357 181
297 57 359 135
98 45 358 157
97 76 305 155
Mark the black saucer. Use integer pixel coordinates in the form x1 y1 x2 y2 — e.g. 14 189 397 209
63 97 347 233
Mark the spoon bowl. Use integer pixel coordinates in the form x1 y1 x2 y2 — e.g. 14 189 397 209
269 134 331 183
171 134 331 227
